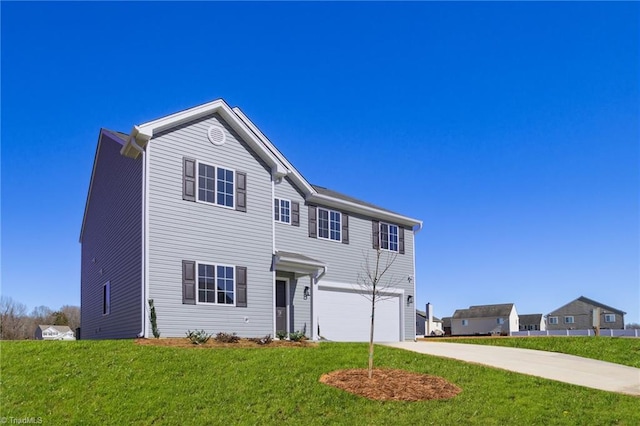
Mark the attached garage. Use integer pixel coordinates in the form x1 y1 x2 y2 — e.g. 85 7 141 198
315 282 403 342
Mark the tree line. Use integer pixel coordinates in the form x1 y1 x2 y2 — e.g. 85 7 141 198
0 296 80 340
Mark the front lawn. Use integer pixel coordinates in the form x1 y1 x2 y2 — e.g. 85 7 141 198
1 340 638 425
438 336 640 368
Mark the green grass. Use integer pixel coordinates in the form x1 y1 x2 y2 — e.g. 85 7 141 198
1 340 638 425
438 336 640 368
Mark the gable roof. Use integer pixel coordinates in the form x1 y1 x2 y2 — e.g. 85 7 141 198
416 310 441 322
519 314 543 324
112 98 421 229
38 325 73 333
452 303 515 319
548 296 626 316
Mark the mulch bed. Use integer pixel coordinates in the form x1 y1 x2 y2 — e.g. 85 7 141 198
320 368 462 401
135 338 317 348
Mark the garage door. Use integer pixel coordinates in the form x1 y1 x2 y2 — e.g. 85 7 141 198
315 285 401 342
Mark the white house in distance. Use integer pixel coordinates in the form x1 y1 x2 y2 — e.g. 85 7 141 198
451 303 518 336
35 325 76 340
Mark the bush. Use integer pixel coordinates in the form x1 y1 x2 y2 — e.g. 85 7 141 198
214 332 240 343
248 335 273 345
148 299 160 339
288 331 307 342
276 331 287 340
186 329 211 345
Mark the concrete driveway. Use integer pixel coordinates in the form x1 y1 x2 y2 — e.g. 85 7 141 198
382 341 640 396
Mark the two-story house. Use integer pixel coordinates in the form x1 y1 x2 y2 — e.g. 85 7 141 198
80 99 422 342
450 303 518 336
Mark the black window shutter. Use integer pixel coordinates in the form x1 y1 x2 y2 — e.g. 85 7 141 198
183 158 196 202
182 260 196 304
341 213 349 244
308 206 317 238
274 199 280 221
291 201 300 226
372 221 380 249
236 266 247 307
236 172 247 212
399 227 405 254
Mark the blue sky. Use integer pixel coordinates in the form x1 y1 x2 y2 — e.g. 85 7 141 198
2 2 638 323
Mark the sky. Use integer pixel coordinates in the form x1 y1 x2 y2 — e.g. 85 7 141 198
2 2 638 324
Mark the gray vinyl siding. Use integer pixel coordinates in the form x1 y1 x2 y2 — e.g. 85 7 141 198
274 177 416 340
276 271 312 336
80 132 142 339
547 299 625 330
146 113 275 338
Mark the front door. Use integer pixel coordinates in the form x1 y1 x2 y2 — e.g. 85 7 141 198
275 280 288 335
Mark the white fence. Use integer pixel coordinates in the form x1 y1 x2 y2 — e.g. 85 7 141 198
511 329 639 337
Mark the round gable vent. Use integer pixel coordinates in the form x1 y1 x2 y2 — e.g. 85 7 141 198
207 125 226 146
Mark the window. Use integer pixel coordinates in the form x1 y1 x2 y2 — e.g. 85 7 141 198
198 162 234 208
564 316 574 324
103 281 111 315
380 223 399 252
462 319 468 326
198 263 235 305
318 208 341 241
548 316 558 325
604 314 616 323
497 318 505 325
274 198 291 224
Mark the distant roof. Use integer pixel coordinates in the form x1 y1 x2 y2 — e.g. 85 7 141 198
416 310 441 322
453 303 515 319
519 314 543 325
38 325 73 333
549 296 626 316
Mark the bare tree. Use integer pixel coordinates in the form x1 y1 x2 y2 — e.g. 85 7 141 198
356 248 403 378
60 305 81 331
626 323 640 330
0 296 30 340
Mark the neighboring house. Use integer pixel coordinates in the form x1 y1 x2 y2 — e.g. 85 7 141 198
35 325 76 340
441 317 452 336
451 303 519 336
80 99 422 342
416 303 443 336
546 296 625 330
519 314 546 331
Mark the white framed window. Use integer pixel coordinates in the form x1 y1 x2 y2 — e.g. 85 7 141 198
380 223 399 252
497 318 505 325
604 314 616 323
564 316 574 324
318 208 341 241
274 198 291 224
198 162 234 208
548 316 558 325
103 281 111 315
197 263 235 305
462 319 468 326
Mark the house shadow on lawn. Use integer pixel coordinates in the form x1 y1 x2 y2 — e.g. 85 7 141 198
320 368 462 401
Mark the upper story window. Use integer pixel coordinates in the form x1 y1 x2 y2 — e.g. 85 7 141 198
380 223 399 252
198 163 234 208
198 263 235 305
604 314 616 323
497 318 505 325
318 208 341 241
274 198 291 224
564 316 574 324
548 316 558 325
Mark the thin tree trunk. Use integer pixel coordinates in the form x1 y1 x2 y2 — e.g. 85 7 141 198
368 301 375 378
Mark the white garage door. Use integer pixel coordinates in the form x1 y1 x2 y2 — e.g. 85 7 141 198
315 285 401 342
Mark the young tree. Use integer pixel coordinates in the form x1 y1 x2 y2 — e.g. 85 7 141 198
0 296 29 340
356 248 403 379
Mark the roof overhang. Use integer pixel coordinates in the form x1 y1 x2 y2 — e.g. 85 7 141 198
274 251 326 277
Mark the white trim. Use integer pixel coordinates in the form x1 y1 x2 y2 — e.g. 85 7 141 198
319 280 405 296
379 222 399 252
548 316 559 325
274 197 292 224
316 207 342 242
195 160 237 210
564 316 575 324
195 261 237 307
604 314 616 323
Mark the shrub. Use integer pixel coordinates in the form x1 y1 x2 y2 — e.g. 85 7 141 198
289 331 307 342
186 329 211 345
248 335 273 345
276 331 287 340
148 299 160 339
214 332 240 343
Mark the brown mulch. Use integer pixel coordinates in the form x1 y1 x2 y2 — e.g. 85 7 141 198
135 337 316 348
319 368 462 401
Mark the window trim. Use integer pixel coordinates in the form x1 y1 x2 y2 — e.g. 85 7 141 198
497 317 505 325
196 160 236 210
317 207 342 242
564 316 575 324
604 314 616 323
274 198 292 224
103 281 111 316
548 316 558 325
379 222 399 252
461 319 468 326
195 261 237 307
